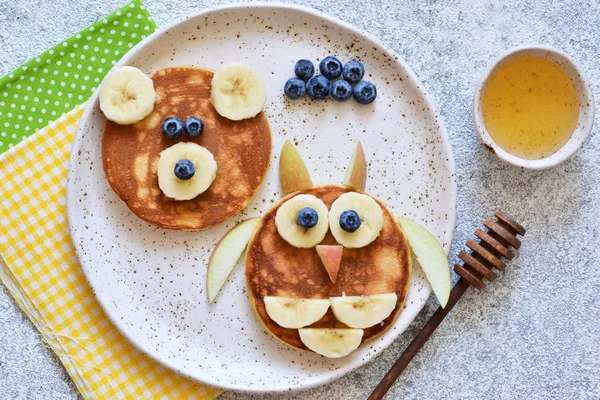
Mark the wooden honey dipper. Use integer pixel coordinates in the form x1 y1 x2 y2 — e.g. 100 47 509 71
368 211 526 400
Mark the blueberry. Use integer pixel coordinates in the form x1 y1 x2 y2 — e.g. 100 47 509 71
162 117 184 139
294 59 315 81
284 78 306 99
339 210 361 232
331 80 353 102
297 207 319 229
319 56 343 80
353 81 377 104
174 159 195 180
342 60 365 84
184 117 204 137
306 75 331 100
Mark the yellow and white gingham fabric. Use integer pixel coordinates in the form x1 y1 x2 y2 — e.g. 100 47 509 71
0 106 222 400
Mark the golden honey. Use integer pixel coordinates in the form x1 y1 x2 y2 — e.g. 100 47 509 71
481 56 579 160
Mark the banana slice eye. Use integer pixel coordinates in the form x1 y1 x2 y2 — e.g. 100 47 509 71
329 192 384 248
275 194 329 248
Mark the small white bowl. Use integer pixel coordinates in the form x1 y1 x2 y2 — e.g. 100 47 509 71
473 45 594 170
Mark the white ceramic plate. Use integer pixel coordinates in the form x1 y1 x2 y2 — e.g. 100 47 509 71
67 3 456 393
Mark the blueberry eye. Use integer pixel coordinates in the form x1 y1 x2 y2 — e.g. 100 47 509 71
162 117 184 139
184 117 204 137
174 159 195 180
297 207 319 229
339 210 361 232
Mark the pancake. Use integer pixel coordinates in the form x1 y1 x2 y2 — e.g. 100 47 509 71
102 67 272 230
245 185 412 352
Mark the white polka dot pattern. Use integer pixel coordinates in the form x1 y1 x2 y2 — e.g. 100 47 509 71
0 0 156 153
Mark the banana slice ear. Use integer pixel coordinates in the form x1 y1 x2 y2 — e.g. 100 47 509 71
342 141 367 192
279 140 313 195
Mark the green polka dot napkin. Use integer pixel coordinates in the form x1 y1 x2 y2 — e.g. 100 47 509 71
0 0 157 153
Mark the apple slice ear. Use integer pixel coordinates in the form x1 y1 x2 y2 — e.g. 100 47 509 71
342 141 367 192
316 245 343 283
279 140 313 195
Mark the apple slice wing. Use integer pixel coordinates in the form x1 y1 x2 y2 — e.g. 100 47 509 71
279 140 313 195
207 218 260 303
342 141 367 191
397 217 451 308
316 245 343 283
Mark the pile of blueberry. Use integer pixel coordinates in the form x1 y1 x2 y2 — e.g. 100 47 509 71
162 116 204 139
284 57 377 104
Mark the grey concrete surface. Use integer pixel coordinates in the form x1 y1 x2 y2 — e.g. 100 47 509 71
1 0 599 399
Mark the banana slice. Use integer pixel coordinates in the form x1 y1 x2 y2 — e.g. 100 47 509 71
330 293 397 329
264 297 330 329
275 194 329 248
157 142 217 201
99 66 156 125
210 63 267 121
329 192 384 248
298 329 363 358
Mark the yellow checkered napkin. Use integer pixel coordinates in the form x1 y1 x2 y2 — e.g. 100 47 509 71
0 106 222 400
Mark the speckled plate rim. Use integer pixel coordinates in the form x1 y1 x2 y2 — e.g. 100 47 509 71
67 2 457 393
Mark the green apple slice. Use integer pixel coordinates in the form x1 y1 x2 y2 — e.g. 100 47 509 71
397 217 451 308
207 218 260 303
279 140 313 194
342 141 367 191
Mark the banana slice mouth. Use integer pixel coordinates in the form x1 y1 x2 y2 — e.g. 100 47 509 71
298 328 363 358
264 296 330 329
157 142 218 201
330 293 398 329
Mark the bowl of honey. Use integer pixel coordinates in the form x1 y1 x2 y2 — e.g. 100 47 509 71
473 46 594 169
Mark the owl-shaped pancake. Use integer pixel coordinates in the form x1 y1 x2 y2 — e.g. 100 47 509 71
245 142 411 358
